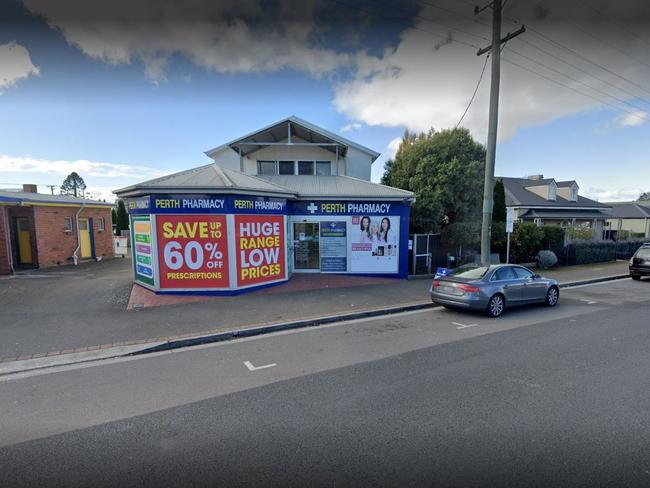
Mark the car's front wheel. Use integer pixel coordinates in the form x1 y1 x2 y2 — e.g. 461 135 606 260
487 294 505 317
631 274 641 281
545 286 559 307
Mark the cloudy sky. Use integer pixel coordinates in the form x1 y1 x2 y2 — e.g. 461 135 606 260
1 0 649 202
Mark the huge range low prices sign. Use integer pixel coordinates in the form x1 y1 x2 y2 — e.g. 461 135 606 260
235 215 286 287
156 215 229 289
132 215 155 287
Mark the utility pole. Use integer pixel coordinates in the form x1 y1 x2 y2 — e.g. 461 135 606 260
475 0 525 265
46 185 56 195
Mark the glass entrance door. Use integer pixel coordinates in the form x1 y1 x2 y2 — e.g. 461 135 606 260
293 223 320 271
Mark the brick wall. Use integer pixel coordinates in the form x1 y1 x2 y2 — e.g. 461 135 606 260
0 207 10 274
7 207 38 268
33 206 113 268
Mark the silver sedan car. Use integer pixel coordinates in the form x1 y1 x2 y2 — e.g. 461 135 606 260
430 264 559 317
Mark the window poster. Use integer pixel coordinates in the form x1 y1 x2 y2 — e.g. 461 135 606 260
132 215 155 287
349 215 400 273
156 215 229 289
320 221 347 272
235 215 286 287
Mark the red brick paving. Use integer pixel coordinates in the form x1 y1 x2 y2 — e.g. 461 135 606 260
127 274 399 310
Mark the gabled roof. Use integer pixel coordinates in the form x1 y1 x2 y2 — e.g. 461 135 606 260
0 189 113 207
204 115 380 161
114 164 414 202
500 177 609 209
604 202 650 219
114 163 294 198
556 180 578 188
258 175 415 201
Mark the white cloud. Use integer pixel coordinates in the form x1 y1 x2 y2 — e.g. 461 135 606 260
386 137 402 158
340 122 362 133
0 154 170 180
0 42 40 89
333 0 650 141
584 187 646 202
22 0 355 82
616 110 647 127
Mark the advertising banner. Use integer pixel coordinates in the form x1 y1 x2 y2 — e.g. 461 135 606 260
132 215 155 287
320 221 347 272
350 215 400 273
235 215 286 287
156 215 229 289
150 195 287 215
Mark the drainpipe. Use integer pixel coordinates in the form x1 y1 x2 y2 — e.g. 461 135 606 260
3 206 14 273
72 202 85 265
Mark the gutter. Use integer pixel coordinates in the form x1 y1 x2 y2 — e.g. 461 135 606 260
72 202 85 265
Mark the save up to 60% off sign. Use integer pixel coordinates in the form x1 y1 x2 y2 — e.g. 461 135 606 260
156 215 229 288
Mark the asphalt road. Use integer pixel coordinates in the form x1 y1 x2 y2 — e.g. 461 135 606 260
1 278 649 487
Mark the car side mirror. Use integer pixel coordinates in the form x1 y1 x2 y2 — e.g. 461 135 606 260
533 274 541 279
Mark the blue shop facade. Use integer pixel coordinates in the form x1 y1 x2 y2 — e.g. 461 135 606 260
115 116 415 295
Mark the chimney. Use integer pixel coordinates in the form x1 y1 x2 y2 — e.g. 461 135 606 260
22 184 38 193
527 174 544 181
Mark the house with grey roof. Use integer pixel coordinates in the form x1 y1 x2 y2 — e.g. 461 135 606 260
500 175 611 235
603 201 650 239
115 116 414 295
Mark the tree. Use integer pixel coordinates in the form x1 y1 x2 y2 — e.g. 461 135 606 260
60 172 87 197
381 127 486 233
111 208 118 234
492 179 506 222
638 192 650 201
115 199 129 234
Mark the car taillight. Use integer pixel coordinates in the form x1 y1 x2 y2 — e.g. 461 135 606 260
432 280 441 288
458 284 480 293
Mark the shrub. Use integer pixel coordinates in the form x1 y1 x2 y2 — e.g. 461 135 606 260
491 221 506 262
537 250 558 269
441 222 481 253
539 226 565 253
511 222 542 263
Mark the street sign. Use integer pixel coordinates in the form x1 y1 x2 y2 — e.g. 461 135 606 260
506 207 514 233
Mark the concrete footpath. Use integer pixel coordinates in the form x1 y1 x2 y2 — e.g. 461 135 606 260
0 259 630 371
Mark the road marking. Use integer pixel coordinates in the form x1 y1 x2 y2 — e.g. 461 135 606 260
579 299 598 305
243 360 277 371
452 322 479 329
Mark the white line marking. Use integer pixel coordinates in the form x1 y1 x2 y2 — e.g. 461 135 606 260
452 322 479 329
243 360 277 371
579 299 598 305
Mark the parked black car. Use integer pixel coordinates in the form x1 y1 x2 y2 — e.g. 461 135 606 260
629 243 650 280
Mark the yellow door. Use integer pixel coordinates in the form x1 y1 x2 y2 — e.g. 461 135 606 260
79 218 92 258
16 218 33 264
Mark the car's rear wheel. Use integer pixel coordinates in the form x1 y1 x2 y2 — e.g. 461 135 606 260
631 274 641 281
545 286 559 307
487 294 505 317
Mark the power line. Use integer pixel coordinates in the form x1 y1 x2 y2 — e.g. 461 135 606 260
370 0 490 43
505 45 650 115
502 56 647 123
333 0 480 49
505 18 650 98
455 53 490 128
513 36 650 107
576 0 650 49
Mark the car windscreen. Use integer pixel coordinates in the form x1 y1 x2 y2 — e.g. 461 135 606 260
635 248 650 259
448 266 489 279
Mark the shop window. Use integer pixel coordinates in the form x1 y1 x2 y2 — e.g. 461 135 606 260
316 161 331 176
298 161 315 175
278 161 295 175
257 161 277 175
98 217 105 232
64 216 73 233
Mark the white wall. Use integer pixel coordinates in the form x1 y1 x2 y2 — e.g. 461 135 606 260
208 136 374 180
